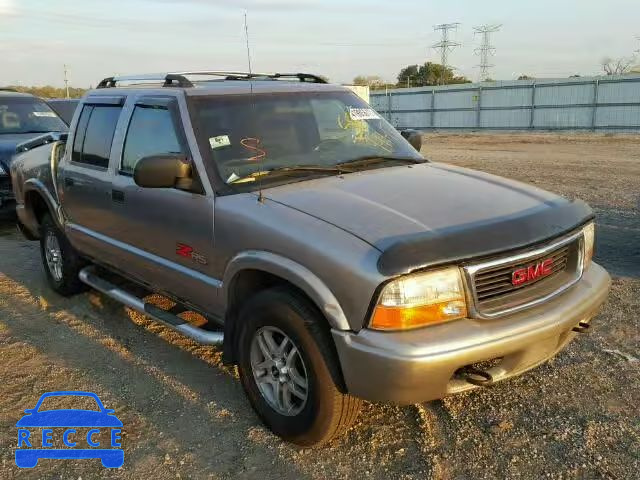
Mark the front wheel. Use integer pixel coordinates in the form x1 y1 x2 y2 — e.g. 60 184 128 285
39 213 86 296
237 287 361 446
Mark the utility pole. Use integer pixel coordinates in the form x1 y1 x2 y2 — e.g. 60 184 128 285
432 23 461 85
473 24 502 82
63 64 70 99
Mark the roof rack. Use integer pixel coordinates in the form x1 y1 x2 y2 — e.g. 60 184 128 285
0 87 19 92
96 71 328 89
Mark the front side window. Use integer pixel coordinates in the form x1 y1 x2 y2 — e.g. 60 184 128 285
75 105 122 168
190 90 422 191
121 106 183 174
0 96 67 135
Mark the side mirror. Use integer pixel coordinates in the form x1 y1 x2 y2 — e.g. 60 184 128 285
133 154 192 189
401 129 422 152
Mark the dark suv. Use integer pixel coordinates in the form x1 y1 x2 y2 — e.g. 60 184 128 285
0 89 67 217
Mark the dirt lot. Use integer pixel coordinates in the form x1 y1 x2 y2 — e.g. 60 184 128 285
0 133 638 479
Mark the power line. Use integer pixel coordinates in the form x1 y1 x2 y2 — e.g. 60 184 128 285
473 24 502 81
432 23 461 85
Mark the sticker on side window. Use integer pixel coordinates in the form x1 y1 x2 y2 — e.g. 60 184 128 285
348 108 380 121
32 111 58 118
209 135 231 149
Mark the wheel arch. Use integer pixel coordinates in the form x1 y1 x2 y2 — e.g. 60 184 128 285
221 251 350 369
21 180 62 238
223 251 350 331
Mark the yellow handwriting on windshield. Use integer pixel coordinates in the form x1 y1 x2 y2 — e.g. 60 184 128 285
337 112 393 153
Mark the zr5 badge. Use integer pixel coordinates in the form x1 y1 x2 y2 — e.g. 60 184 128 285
176 243 208 265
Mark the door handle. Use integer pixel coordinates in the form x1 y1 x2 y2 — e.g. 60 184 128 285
64 177 74 187
111 189 125 203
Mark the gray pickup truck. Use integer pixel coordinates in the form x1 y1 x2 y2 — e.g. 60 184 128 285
10 71 611 446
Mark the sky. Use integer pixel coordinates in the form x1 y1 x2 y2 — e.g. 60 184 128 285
1 0 639 88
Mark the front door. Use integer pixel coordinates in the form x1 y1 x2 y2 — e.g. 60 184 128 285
106 96 218 312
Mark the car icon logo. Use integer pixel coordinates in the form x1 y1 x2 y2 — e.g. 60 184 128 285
15 391 123 468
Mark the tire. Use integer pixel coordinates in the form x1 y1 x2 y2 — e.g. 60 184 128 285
237 286 362 447
39 213 87 296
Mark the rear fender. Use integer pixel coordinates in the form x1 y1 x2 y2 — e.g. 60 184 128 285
22 179 63 231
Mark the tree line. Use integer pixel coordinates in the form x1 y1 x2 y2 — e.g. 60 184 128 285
1 85 87 99
355 54 640 90
353 62 471 90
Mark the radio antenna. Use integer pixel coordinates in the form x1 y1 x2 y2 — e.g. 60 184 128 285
244 11 254 84
244 11 265 203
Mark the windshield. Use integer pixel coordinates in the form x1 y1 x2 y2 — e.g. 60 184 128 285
190 91 423 189
0 97 67 135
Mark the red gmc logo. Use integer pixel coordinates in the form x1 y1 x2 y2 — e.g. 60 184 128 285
512 258 554 286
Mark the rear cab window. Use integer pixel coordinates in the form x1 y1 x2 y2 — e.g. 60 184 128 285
72 101 123 168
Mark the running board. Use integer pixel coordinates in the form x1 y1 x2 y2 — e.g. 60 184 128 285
78 266 224 346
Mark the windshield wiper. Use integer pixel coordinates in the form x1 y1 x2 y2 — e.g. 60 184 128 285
337 155 425 167
268 165 353 174
228 164 352 184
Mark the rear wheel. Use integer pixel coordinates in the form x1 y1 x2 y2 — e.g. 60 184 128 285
39 213 86 296
237 287 361 446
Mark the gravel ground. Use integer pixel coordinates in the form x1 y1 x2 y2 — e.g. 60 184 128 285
0 133 638 479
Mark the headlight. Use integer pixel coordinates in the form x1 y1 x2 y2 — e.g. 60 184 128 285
583 222 595 268
370 267 467 331
0 165 6 176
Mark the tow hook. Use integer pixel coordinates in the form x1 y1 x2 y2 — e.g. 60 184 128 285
459 366 494 387
572 321 591 333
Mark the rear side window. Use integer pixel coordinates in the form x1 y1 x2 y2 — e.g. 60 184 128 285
72 106 92 163
121 106 183 174
72 105 122 168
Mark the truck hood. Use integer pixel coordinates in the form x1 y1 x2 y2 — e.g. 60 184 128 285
264 163 593 275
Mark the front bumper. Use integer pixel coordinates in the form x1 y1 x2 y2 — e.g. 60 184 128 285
332 262 611 404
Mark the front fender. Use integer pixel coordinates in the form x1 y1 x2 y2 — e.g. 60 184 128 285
223 250 350 331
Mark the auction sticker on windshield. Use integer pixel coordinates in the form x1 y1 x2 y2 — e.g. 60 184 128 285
209 135 231 149
349 107 380 121
15 391 124 469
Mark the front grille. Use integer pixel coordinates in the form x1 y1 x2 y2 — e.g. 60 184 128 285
466 232 584 318
474 245 570 300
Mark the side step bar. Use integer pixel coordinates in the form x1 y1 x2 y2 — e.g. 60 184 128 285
79 266 224 346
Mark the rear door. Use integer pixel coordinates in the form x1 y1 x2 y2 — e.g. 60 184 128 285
105 95 217 312
61 96 124 250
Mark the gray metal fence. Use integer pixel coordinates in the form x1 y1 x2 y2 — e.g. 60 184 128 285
370 75 640 131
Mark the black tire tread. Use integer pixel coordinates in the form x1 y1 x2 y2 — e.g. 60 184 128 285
238 286 362 446
39 214 87 296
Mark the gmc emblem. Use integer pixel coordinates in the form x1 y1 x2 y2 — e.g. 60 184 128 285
512 258 554 286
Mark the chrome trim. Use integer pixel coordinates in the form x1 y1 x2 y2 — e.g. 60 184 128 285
79 266 224 345
464 230 585 319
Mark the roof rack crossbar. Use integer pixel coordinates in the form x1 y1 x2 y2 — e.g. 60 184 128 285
97 73 194 89
97 71 327 88
175 71 327 83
